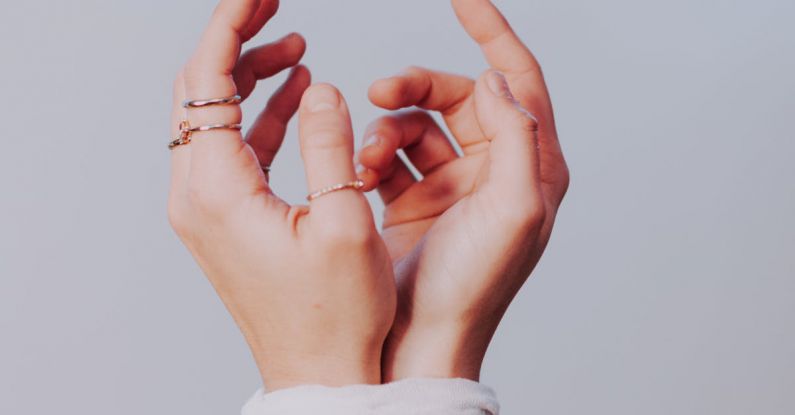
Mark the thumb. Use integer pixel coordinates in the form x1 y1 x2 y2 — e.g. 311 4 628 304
298 84 373 227
474 70 542 202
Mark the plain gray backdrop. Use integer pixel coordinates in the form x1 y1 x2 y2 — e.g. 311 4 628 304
1 0 793 413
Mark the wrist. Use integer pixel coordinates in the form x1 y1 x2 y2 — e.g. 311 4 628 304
382 318 496 382
251 344 383 391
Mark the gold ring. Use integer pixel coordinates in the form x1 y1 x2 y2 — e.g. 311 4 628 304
183 95 242 109
185 123 243 134
306 180 365 202
167 120 243 150
168 120 191 150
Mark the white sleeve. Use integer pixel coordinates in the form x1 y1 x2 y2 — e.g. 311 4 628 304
241 378 499 415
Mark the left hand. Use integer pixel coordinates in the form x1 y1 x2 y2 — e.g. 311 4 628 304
168 0 395 391
356 0 569 381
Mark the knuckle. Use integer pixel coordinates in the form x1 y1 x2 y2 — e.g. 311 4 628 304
167 197 190 236
524 202 547 227
499 194 546 232
305 129 348 150
319 221 374 247
401 65 426 76
166 191 194 242
559 165 571 196
400 66 432 90
366 115 400 136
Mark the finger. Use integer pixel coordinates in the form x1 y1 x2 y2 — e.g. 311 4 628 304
451 0 557 130
384 154 484 227
375 157 416 204
183 0 266 187
368 66 473 113
240 0 279 42
451 0 541 83
185 0 263 132
454 0 567 208
169 71 190 195
247 65 311 172
188 0 263 96
359 111 457 180
233 33 307 101
298 84 370 220
474 70 542 203
368 67 484 150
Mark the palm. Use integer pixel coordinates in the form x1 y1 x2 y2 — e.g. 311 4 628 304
376 86 560 316
390 183 505 318
355 0 569 380
379 113 493 295
360 60 569 320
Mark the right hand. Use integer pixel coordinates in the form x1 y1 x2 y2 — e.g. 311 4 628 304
356 0 570 381
168 0 395 391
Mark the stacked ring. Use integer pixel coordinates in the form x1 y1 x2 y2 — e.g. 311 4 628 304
168 120 192 150
168 120 242 150
182 95 242 109
185 123 243 134
168 94 243 150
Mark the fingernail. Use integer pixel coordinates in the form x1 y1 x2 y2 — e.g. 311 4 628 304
305 85 340 112
355 164 367 176
363 134 382 148
486 71 513 100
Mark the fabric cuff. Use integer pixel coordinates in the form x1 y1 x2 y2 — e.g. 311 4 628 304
241 377 499 415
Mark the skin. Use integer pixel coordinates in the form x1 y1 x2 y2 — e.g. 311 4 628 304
356 0 570 381
167 0 396 391
171 0 568 391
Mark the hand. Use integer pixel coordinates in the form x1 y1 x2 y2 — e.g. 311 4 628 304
168 0 395 391
356 0 569 381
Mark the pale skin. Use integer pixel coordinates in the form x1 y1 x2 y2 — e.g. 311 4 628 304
168 0 395 390
169 0 568 390
357 0 569 381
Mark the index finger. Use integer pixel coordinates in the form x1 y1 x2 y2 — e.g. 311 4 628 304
451 0 541 79
192 0 279 76
452 0 559 148
183 0 276 180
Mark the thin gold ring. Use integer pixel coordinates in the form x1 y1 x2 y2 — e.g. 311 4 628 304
306 180 365 202
183 95 242 109
186 123 243 134
167 121 242 150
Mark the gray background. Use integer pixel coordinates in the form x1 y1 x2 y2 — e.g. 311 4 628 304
1 0 793 413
